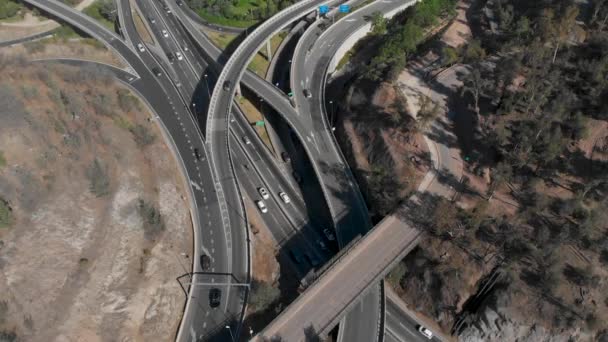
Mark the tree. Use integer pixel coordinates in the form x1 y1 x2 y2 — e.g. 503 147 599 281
540 6 579 64
441 46 460 67
370 11 387 35
0 0 21 20
460 67 492 126
416 94 441 130
431 198 459 236
249 280 280 312
462 40 486 64
487 161 512 200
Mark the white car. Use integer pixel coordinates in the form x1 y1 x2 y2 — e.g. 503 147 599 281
417 326 433 339
162 29 169 37
279 192 290 204
256 200 267 213
323 228 335 241
258 187 269 200
137 43 145 52
176 51 183 60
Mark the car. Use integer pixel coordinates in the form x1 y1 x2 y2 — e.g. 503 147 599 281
305 253 320 267
256 200 267 213
209 288 221 308
194 148 202 160
176 51 183 60
281 152 291 163
152 67 162 77
223 81 231 91
148 16 156 24
161 29 169 37
167 52 175 62
317 239 328 251
292 171 302 184
323 228 336 241
137 43 145 52
279 192 290 204
243 136 251 145
417 325 433 339
289 249 304 264
163 4 171 13
303 89 312 98
200 254 211 271
258 187 269 200
182 44 189 51
176 0 183 6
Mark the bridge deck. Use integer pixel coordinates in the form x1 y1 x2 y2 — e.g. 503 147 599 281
257 214 421 341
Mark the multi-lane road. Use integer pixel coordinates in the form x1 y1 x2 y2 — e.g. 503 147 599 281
19 0 446 340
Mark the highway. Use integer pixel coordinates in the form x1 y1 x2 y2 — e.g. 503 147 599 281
22 1 250 341
385 294 442 342
23 0 440 341
258 214 421 341
116 1 250 340
124 1 338 338
290 1 423 340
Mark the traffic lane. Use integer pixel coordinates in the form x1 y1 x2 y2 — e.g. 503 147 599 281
231 139 321 278
340 283 382 342
230 107 306 211
230 120 332 261
231 136 294 242
385 297 440 342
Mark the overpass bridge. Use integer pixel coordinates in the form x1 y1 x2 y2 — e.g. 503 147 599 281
256 214 422 341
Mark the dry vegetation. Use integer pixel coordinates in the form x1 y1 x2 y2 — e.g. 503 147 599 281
0 58 192 341
341 0 608 340
335 80 431 222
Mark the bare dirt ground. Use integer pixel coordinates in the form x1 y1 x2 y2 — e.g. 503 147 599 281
0 0 95 42
0 60 192 341
338 81 431 219
2 40 126 68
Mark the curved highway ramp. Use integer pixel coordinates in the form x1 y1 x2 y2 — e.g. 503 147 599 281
256 215 421 341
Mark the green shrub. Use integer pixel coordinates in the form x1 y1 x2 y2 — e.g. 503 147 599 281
248 279 280 312
0 150 6 168
86 159 110 197
137 199 164 237
0 197 13 228
0 0 21 20
129 124 156 147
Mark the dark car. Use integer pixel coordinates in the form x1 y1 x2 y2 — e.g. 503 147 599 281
281 152 291 163
200 254 210 271
223 80 231 91
167 52 175 62
152 67 162 77
292 171 302 184
289 249 304 264
194 148 202 160
305 253 320 267
176 0 183 6
303 89 312 98
209 288 221 308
